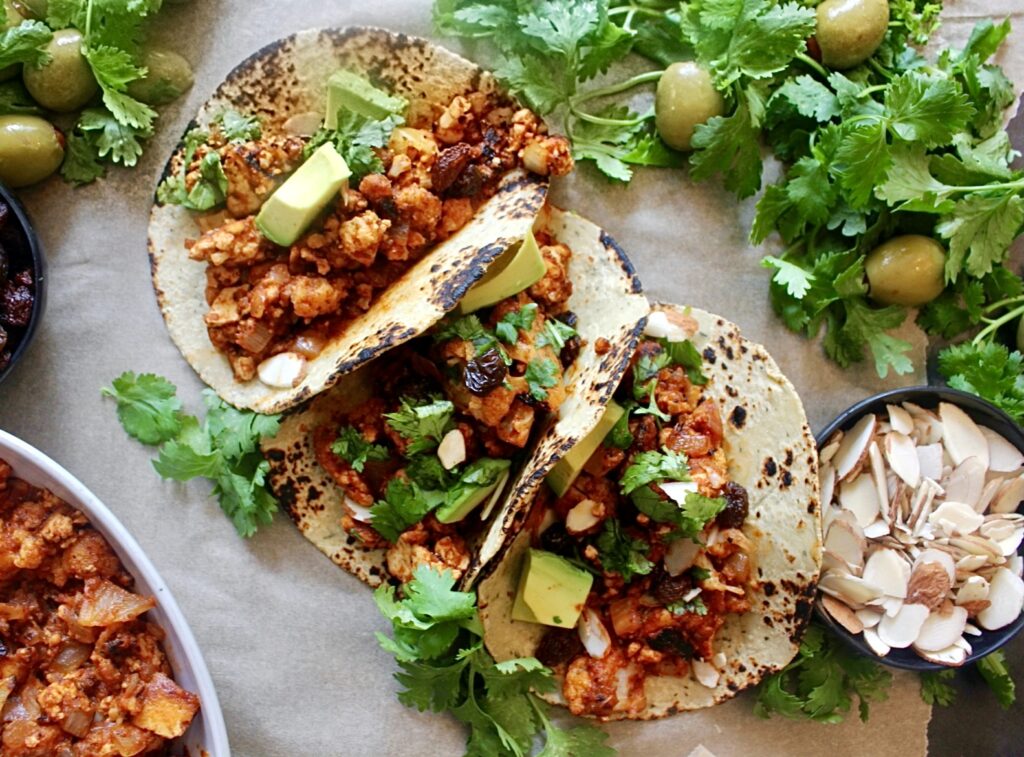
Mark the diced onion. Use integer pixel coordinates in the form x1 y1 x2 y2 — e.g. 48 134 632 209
77 578 155 628
237 320 274 354
609 597 643 638
345 498 374 523
660 480 698 505
644 311 689 342
692 659 720 688
664 538 701 576
257 351 307 388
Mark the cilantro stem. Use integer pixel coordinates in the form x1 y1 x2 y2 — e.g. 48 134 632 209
857 83 888 98
571 107 653 127
945 178 1024 194
571 70 664 106
866 57 892 81
982 295 1024 315
974 303 1024 345
607 5 662 17
794 52 829 80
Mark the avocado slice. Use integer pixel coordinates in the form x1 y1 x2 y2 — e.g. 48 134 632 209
255 143 351 247
324 70 406 128
457 230 547 314
435 458 511 524
511 549 593 628
547 400 625 497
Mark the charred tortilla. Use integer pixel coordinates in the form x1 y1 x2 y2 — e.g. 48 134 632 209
477 304 822 717
262 207 649 588
149 27 552 414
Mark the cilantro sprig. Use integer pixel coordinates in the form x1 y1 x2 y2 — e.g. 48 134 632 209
375 565 614 756
103 371 280 537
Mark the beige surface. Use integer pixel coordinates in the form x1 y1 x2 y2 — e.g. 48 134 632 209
2 1 1022 755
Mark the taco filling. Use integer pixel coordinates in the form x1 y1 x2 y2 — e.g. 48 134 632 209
307 230 578 583
507 314 756 718
159 74 572 385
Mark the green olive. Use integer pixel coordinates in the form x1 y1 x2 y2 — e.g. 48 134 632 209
0 1 26 82
126 48 194 105
22 28 98 112
816 0 890 70
655 61 725 152
0 115 64 187
865 235 946 307
11 0 46 20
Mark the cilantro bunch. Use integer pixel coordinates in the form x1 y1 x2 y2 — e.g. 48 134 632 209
0 0 187 184
433 1 1024 382
103 371 281 537
375 565 614 756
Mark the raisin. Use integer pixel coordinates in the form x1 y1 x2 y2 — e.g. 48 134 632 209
560 336 581 368
650 569 693 606
432 143 474 193
0 243 7 286
540 523 575 557
716 481 749 529
535 627 584 667
649 629 693 658
464 348 507 395
448 163 494 198
0 274 33 328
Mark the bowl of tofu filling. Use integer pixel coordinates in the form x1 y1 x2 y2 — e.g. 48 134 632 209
815 386 1024 671
0 429 229 755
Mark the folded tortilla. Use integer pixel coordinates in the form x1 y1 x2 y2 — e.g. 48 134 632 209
477 304 822 717
149 27 549 413
261 207 649 588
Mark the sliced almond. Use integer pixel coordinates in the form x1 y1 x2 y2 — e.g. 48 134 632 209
887 404 914 436
820 463 836 508
256 351 307 388
821 595 864 634
839 474 881 528
885 433 919 488
977 567 1024 631
863 548 909 599
869 442 890 517
819 573 884 606
566 499 603 536
856 607 883 629
692 659 720 689
929 501 984 536
978 478 1004 514
906 561 951 611
821 438 841 466
913 549 956 583
916 444 944 482
943 457 986 511
834 414 877 482
914 642 967 667
914 606 968 652
344 497 374 523
956 575 990 606
824 518 866 570
1008 553 1023 578
877 603 929 649
940 402 990 469
664 537 701 576
863 520 890 539
578 608 612 659
437 429 467 470
981 427 1024 473
992 475 1024 514
956 554 988 572
964 622 982 636
863 627 891 657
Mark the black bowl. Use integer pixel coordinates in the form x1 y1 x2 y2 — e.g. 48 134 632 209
0 182 45 384
815 385 1024 671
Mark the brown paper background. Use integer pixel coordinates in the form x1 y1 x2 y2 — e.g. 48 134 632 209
1 2 1022 755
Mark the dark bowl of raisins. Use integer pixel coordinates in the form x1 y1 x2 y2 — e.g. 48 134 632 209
0 183 45 384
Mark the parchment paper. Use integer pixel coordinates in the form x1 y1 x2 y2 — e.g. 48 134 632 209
1 1 1022 755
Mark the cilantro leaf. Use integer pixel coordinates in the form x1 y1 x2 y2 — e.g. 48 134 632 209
215 108 262 141
306 109 404 180
595 518 653 581
370 478 445 543
60 129 108 185
434 314 503 358
331 426 390 473
919 670 957 707
106 373 281 537
658 337 708 385
938 342 1024 423
84 44 156 129
884 72 974 148
690 101 763 198
604 400 634 450
0 20 52 70
620 448 690 495
525 358 559 401
773 75 840 123
977 650 1016 710
374 564 611 755
496 303 538 344
755 623 892 723
630 487 725 540
385 397 455 456
666 595 707 616
78 107 151 166
102 371 184 445
537 318 577 351
0 80 42 116
938 193 1024 280
762 256 813 299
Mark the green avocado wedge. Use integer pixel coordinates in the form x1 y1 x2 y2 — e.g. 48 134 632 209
457 229 547 314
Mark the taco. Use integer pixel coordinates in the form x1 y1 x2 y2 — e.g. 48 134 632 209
149 27 572 413
262 207 649 587
477 304 821 719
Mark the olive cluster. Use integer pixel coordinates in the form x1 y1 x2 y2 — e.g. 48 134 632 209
0 0 194 187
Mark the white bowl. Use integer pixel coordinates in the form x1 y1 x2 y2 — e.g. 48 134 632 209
0 429 230 755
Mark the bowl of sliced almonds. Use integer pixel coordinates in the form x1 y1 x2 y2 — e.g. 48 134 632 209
816 386 1024 671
